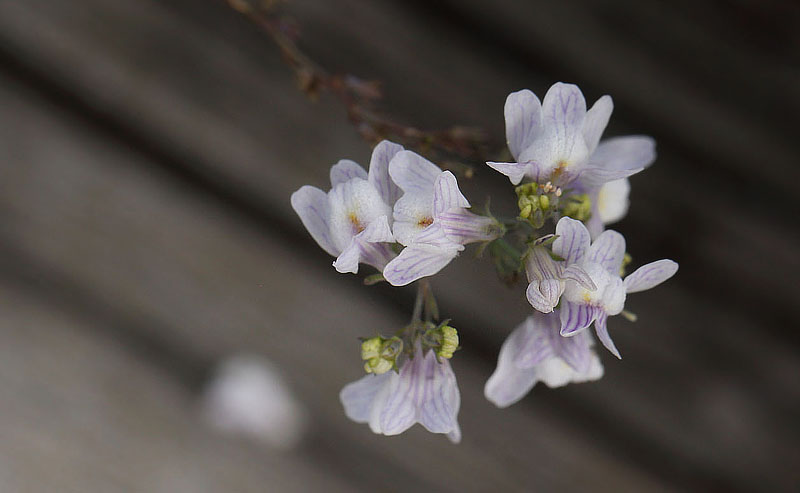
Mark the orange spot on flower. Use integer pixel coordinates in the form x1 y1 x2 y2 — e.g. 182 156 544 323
348 213 365 233
418 216 433 228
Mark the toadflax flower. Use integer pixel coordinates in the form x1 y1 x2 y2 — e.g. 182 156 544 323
485 312 603 408
383 150 503 286
554 217 678 358
340 344 461 442
291 140 403 273
487 83 655 189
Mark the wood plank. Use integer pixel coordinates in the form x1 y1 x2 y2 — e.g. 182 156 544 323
0 72 670 490
0 280 355 493
0 0 796 489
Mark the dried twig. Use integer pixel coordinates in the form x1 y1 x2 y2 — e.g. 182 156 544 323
225 0 490 173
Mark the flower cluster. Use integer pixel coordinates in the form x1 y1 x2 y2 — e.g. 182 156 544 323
292 82 677 442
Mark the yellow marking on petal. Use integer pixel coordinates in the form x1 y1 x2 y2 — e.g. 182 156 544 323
348 212 365 233
418 216 433 228
582 291 593 303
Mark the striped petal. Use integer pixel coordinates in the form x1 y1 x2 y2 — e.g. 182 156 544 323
526 279 563 313
389 150 441 195
504 89 543 160
383 226 462 286
485 161 532 186
432 171 470 217
330 159 367 186
582 95 613 154
367 347 460 439
587 229 626 275
290 185 338 257
553 217 591 264
593 312 621 359
368 140 404 206
340 372 392 423
559 301 600 336
624 259 679 293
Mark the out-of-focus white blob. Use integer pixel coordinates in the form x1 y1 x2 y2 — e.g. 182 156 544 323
202 355 306 449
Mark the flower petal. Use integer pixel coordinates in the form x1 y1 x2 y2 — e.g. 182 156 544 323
550 328 593 373
330 159 367 186
593 312 621 359
484 320 541 408
333 216 395 273
485 161 531 185
525 245 561 281
553 217 591 264
624 259 679 293
417 351 461 435
582 95 613 154
368 369 417 436
389 150 441 195
542 82 587 132
559 301 600 336
383 227 462 286
587 229 626 275
515 312 558 368
504 89 543 160
290 185 338 257
340 372 392 423
438 208 501 245
596 178 630 225
581 136 655 188
562 264 597 291
526 279 563 313
432 171 470 217
368 140 404 206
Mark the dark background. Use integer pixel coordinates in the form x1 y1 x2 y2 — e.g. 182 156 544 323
0 0 797 491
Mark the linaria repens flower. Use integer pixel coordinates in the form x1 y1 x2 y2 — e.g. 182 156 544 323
383 150 502 286
340 344 461 442
291 141 403 273
485 312 603 408
554 217 678 357
487 83 655 189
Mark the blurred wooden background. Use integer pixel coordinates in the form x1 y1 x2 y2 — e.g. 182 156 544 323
0 0 797 491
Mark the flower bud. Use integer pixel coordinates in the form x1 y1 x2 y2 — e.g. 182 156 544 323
360 336 403 375
437 325 459 359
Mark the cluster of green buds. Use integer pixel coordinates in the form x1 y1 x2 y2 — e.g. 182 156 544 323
361 336 403 374
421 321 460 360
561 193 592 222
515 181 563 229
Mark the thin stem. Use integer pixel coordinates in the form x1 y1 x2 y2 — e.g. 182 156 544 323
410 280 429 324
223 0 491 168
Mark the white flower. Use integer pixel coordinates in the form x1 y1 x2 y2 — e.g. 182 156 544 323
340 345 461 443
202 355 307 448
554 217 679 358
487 83 655 189
485 312 603 408
291 141 403 273
383 150 502 286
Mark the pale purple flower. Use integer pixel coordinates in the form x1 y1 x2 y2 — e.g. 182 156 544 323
291 141 403 273
554 217 679 358
487 83 655 189
383 150 502 286
340 345 461 443
485 312 603 408
524 242 595 313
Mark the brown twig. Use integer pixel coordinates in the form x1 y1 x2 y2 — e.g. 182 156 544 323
225 0 489 173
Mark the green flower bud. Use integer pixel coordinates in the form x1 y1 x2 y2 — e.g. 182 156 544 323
437 325 459 359
539 194 550 211
562 193 592 222
360 336 403 375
